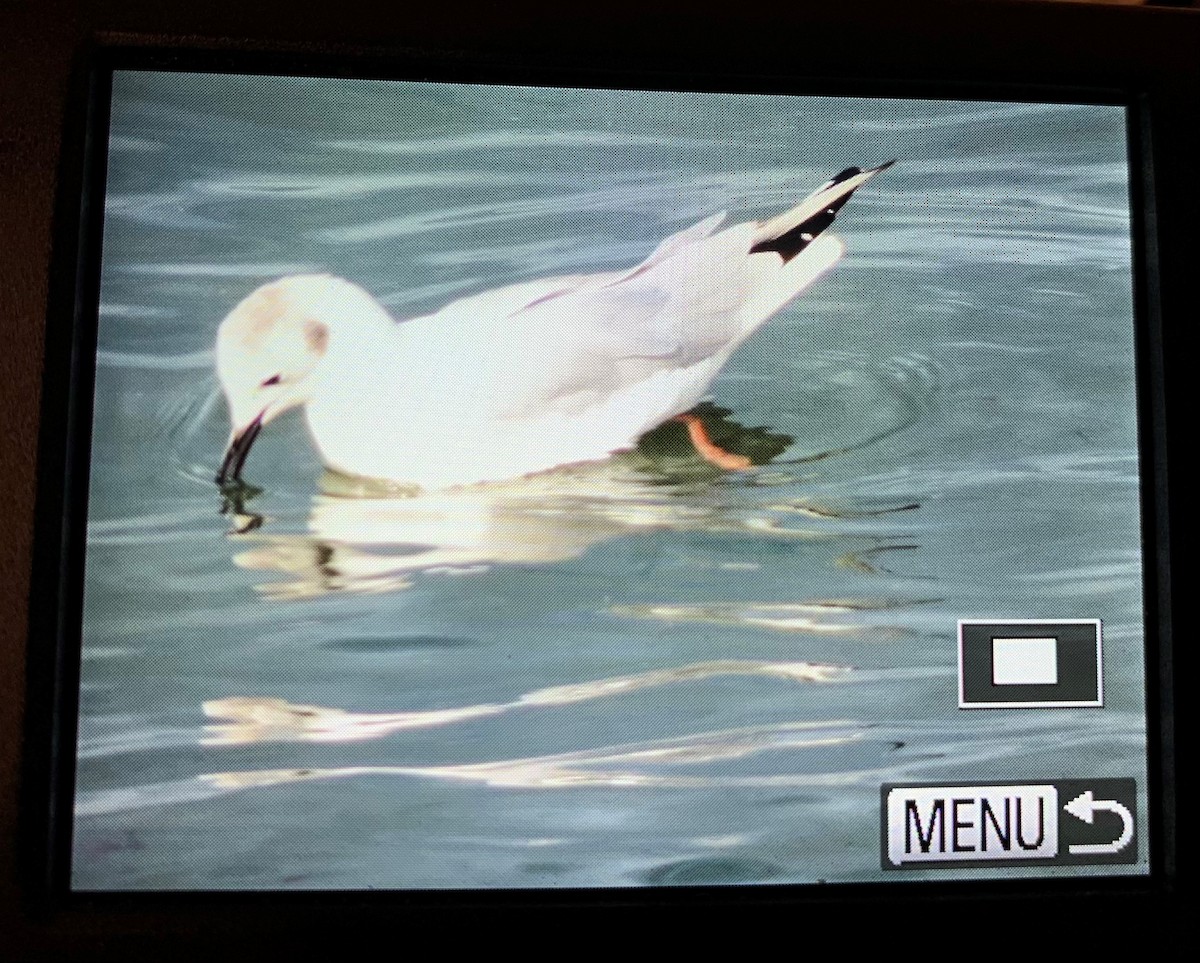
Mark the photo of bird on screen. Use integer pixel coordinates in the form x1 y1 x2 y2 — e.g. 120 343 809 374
214 162 892 491
73 73 1147 893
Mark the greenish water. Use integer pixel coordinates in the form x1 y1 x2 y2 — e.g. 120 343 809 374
73 73 1149 889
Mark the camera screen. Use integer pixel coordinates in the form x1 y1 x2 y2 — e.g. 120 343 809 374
72 71 1149 889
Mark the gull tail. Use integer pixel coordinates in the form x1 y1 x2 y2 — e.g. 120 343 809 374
750 159 895 263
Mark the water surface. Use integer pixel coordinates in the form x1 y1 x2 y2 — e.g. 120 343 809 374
74 74 1148 889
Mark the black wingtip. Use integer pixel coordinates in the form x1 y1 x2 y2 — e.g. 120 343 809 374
830 166 863 185
749 208 839 262
750 160 895 264
829 160 894 185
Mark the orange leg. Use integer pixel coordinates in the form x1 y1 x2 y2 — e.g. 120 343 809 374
672 413 752 470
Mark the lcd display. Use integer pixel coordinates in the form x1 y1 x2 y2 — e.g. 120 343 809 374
72 71 1149 889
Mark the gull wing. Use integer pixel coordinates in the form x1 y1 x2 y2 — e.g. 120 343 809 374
407 198 847 422
516 220 761 365
414 213 729 331
608 211 728 284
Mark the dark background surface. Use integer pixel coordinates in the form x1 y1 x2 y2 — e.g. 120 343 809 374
2 0 1195 956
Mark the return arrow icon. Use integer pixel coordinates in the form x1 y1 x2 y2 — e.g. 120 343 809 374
1064 790 1134 855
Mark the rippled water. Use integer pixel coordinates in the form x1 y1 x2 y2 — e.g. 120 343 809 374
73 73 1149 889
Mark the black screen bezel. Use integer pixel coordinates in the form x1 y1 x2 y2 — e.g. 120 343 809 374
21 39 1176 928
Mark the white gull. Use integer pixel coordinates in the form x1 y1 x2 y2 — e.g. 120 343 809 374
215 161 892 489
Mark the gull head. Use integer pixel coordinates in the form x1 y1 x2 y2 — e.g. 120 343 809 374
214 273 386 485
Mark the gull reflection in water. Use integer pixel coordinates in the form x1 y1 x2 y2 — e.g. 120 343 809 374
224 407 832 599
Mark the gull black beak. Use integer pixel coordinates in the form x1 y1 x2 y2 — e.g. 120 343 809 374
216 412 265 486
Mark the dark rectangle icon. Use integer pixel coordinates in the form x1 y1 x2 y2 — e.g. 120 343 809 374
958 619 1102 708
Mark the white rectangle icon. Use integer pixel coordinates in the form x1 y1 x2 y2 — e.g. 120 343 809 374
991 636 1058 685
957 619 1103 709
886 785 1059 865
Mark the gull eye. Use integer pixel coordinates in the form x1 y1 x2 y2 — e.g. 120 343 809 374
261 374 283 388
